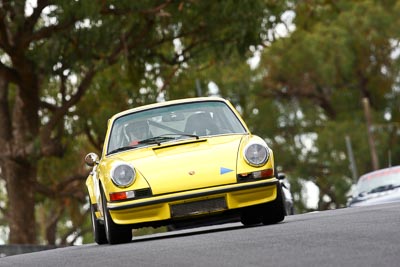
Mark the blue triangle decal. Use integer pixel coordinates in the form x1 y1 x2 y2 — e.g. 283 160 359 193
220 167 233 175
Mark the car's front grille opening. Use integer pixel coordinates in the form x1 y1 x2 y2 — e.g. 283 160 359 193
170 197 227 218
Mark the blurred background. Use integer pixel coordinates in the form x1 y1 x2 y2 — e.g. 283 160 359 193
0 0 399 246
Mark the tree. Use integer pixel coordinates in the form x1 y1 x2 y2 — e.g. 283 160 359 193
0 0 289 244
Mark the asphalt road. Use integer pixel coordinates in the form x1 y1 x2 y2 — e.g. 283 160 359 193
2 202 400 267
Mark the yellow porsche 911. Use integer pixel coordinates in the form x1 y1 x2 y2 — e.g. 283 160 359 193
85 97 286 244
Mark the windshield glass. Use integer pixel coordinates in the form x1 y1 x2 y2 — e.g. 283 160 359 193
107 100 247 154
355 166 400 195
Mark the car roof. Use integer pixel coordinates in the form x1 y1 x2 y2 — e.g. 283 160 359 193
360 165 400 181
109 97 231 121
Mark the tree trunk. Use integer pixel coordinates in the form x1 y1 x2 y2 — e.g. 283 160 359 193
45 205 64 245
0 65 40 243
4 159 37 244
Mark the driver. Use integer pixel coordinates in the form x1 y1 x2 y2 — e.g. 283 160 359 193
124 120 151 145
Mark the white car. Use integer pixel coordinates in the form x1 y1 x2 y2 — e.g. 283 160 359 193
348 166 400 207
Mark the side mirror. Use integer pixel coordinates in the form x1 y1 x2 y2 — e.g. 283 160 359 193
85 152 99 167
277 172 286 180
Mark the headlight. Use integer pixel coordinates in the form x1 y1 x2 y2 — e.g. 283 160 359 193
244 143 269 167
110 163 135 187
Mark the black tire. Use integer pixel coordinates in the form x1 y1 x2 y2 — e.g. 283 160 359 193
90 202 107 245
261 183 286 225
240 205 262 226
101 187 132 244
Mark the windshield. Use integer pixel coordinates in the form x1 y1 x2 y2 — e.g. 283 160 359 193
354 166 400 195
107 100 247 154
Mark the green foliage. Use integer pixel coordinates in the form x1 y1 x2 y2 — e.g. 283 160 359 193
257 0 400 211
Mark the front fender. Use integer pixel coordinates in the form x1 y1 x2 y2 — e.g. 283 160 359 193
86 165 101 207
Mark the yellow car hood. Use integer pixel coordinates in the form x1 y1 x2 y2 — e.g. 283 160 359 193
117 135 243 195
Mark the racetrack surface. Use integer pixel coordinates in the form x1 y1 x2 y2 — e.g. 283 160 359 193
2 202 400 267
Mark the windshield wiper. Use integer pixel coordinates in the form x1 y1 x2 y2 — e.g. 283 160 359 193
368 184 400 194
356 184 400 197
174 133 199 140
138 135 176 145
108 134 200 154
139 134 199 145
107 145 137 155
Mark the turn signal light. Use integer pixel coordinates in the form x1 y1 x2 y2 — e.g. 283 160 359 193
237 168 274 182
109 190 135 201
252 168 274 178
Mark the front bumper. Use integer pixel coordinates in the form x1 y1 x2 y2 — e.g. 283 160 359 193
107 179 279 225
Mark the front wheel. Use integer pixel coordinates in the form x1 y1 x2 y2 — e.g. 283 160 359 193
261 183 286 225
101 187 132 244
240 205 262 226
90 202 107 245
